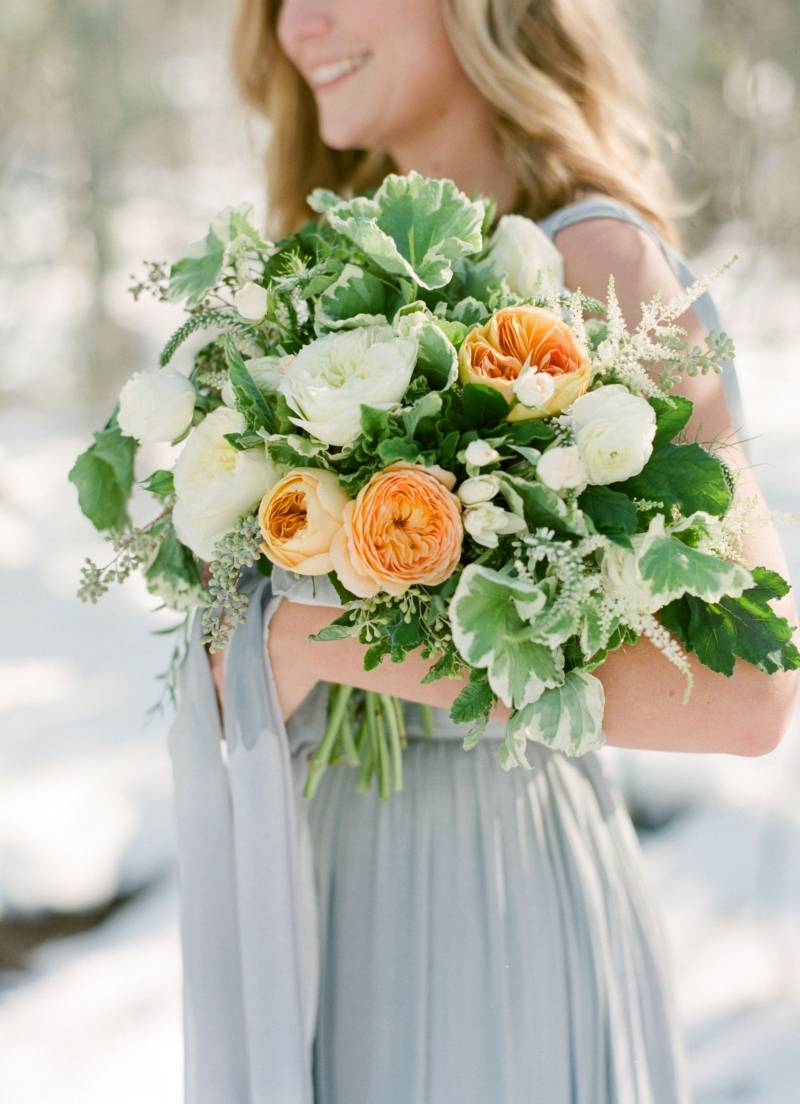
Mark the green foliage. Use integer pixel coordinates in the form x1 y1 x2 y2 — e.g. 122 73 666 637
651 394 694 447
69 422 137 531
660 567 800 676
314 263 390 330
638 522 753 604
309 171 485 290
500 474 588 536
462 383 510 427
167 228 224 307
224 338 276 433
450 565 564 708
139 469 174 496
578 485 637 545
450 670 495 725
618 441 732 517
160 310 253 367
500 671 606 767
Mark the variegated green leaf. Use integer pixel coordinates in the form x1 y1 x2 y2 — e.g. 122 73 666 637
638 516 753 605
450 565 564 708
502 671 606 762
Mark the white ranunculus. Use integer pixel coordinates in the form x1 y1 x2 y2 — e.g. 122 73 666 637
463 502 526 548
279 325 416 446
117 369 196 443
464 439 500 467
513 368 556 409
569 384 656 485
234 281 268 321
172 406 279 560
457 474 501 506
486 214 565 298
536 446 588 493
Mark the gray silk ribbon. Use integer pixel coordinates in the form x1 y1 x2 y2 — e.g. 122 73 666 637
167 566 319 1104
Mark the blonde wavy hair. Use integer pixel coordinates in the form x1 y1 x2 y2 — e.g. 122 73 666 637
232 0 679 245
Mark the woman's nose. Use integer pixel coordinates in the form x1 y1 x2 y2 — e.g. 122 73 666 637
277 0 334 56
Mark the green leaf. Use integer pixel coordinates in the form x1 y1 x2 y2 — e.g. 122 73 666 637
501 672 606 765
314 170 485 290
500 474 588 536
450 565 564 708
451 297 489 326
450 673 495 725
638 518 753 605
505 420 556 446
651 395 694 447
618 441 731 517
309 613 359 642
224 338 276 433
139 468 174 496
402 391 442 437
145 529 202 589
462 383 510 427
578 485 637 542
168 228 225 307
314 263 389 330
69 424 137 531
660 566 800 676
377 438 421 463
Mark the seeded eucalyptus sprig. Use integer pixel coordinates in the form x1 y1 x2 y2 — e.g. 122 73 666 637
200 513 266 653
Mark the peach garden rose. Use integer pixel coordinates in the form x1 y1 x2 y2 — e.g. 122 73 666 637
459 305 590 420
330 462 463 598
258 467 348 575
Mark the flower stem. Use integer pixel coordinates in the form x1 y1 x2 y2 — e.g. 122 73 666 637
303 683 353 800
381 693 404 792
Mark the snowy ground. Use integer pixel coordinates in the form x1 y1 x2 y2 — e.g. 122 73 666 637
1 240 798 1103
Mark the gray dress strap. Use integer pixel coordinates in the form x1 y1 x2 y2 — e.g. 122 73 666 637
536 196 747 440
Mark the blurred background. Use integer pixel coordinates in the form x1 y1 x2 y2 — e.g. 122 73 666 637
1 0 799 1100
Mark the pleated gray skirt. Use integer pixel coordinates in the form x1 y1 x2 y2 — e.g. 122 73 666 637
302 704 691 1104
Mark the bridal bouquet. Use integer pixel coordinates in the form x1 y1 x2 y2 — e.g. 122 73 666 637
71 170 799 798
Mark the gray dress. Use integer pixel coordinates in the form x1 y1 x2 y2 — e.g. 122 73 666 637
166 197 745 1104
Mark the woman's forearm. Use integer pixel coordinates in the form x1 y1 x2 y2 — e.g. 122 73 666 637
266 595 797 756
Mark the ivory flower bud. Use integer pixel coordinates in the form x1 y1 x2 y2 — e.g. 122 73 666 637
258 468 349 575
117 369 196 443
512 368 556 409
486 214 564 298
536 446 588 492
569 384 656 485
457 474 501 506
464 439 500 467
172 406 279 560
463 503 526 549
234 282 268 321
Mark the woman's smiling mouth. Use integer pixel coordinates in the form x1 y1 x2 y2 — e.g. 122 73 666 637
307 52 371 91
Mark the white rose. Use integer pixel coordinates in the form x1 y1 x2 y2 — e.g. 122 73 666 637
117 369 196 443
457 474 501 506
463 502 526 548
486 214 565 298
536 446 588 492
234 281 268 321
464 439 500 467
570 384 656 485
172 406 279 560
279 325 416 447
513 368 556 408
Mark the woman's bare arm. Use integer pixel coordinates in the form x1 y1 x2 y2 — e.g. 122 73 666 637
266 218 799 757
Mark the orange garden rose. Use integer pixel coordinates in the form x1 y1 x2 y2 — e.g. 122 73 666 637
459 305 590 420
258 467 348 575
330 462 463 598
